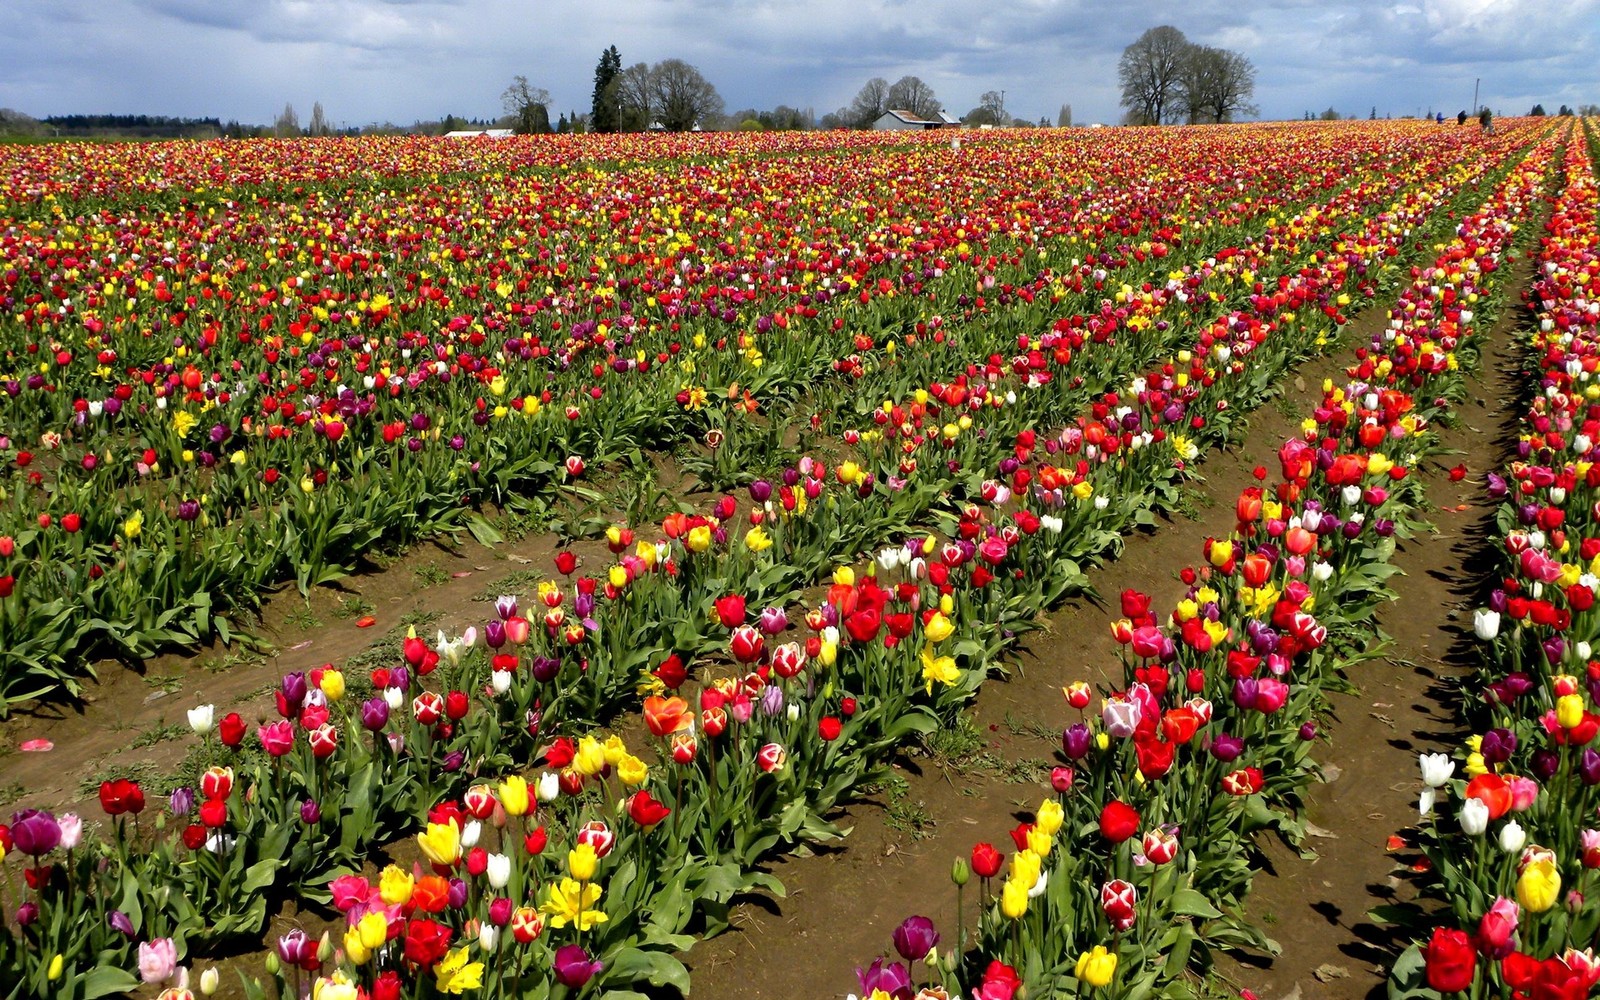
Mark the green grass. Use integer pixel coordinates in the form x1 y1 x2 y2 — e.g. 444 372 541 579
131 721 188 749
413 563 451 588
333 595 377 620
286 606 322 631
882 775 936 840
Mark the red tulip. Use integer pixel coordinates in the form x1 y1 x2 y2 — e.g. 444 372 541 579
971 842 1004 878
403 918 453 968
1099 800 1140 843
713 594 747 629
627 791 671 828
218 712 246 748
1423 927 1476 992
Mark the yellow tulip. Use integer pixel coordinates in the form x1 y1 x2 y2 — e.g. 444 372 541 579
568 843 599 881
1075 945 1118 987
617 754 649 786
498 775 530 817
574 736 607 776
923 612 953 644
417 822 461 867
47 954 63 981
433 948 485 995
1000 879 1029 919
1517 857 1561 913
356 912 387 951
378 864 414 906
343 928 371 966
1557 693 1585 730
602 734 628 766
318 668 345 701
744 526 773 552
685 525 712 552
1035 800 1064 837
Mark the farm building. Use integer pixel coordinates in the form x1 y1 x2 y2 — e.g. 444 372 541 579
872 109 961 130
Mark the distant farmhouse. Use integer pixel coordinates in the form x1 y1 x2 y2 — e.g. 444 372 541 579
872 109 962 130
444 128 515 139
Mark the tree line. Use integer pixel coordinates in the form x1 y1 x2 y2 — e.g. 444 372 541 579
1117 25 1257 125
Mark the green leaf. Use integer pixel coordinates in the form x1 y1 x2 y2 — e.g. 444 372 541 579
1169 888 1223 919
602 947 692 993
81 965 142 999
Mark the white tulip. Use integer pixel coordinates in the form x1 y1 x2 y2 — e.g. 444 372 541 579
1311 561 1333 582
1473 609 1501 641
1419 786 1437 817
478 924 498 952
188 704 215 735
461 820 481 848
384 687 404 710
1459 798 1490 836
538 771 561 802
485 853 511 889
1419 752 1456 787
199 968 220 996
1341 485 1362 506
1028 868 1050 899
1499 819 1526 853
491 671 512 695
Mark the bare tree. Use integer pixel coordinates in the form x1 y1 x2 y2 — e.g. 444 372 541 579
502 75 552 133
1118 25 1189 125
615 63 654 130
1176 46 1257 123
1057 103 1073 127
648 59 723 131
274 102 300 137
308 101 332 136
847 77 891 128
887 76 940 120
980 90 1007 123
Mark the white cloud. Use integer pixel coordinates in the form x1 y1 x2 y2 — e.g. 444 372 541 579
1 0 1595 125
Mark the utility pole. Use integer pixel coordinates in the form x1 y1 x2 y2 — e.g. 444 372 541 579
1472 77 1480 114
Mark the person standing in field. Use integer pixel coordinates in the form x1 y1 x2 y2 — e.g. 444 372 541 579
1457 109 1468 126
1479 107 1493 134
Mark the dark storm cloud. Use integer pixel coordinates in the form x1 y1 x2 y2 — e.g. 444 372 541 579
1 0 1596 126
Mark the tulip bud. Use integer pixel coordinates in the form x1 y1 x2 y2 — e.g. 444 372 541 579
951 857 970 886
200 968 220 996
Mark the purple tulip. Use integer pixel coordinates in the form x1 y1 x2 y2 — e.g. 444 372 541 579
1063 723 1092 760
552 944 604 988
389 665 410 691
484 621 506 649
1232 678 1259 711
1531 748 1560 782
442 750 466 773
1486 473 1508 499
300 800 321 825
1210 732 1244 763
494 595 518 621
281 672 308 711
10 809 61 857
574 592 595 618
17 902 38 926
170 787 195 817
749 480 772 503
1581 749 1600 787
361 697 389 731
447 878 469 909
757 606 787 635
277 929 314 966
1488 589 1508 614
1543 636 1567 666
488 897 513 926
891 915 940 962
1480 728 1516 764
760 686 785 718
856 957 913 999
108 910 136 937
532 656 561 683
1299 722 1318 741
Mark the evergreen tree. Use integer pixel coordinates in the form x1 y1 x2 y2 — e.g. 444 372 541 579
592 46 623 133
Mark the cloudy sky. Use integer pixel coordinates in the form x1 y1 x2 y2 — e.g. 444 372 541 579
4 0 1597 126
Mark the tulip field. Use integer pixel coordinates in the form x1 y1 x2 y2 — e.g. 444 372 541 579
0 117 1597 1000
